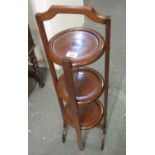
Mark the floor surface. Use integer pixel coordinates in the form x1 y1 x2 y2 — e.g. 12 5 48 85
28 0 126 155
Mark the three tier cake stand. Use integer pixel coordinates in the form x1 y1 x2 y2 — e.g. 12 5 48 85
36 5 111 151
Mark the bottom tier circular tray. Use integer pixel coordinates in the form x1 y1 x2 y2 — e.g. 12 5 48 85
63 100 104 130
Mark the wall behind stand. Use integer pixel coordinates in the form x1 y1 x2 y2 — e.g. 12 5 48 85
28 0 84 69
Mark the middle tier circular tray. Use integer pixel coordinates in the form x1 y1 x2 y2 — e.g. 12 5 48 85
49 27 105 67
56 67 104 104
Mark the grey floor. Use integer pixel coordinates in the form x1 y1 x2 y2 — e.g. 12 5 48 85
28 0 126 155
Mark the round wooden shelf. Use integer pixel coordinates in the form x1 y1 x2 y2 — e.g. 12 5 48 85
64 100 104 129
56 67 104 104
49 27 105 67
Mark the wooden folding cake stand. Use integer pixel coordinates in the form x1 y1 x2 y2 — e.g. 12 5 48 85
36 5 111 151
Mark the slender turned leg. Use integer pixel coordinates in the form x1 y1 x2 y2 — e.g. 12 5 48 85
29 50 45 87
62 122 68 143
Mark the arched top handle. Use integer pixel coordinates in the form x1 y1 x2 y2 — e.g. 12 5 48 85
36 5 110 24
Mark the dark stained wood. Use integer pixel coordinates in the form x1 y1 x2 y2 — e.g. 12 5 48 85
28 26 45 88
62 123 68 143
35 5 111 151
28 50 44 88
28 26 35 52
49 27 105 66
56 67 104 104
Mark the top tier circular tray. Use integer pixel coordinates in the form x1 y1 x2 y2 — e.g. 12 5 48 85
49 27 105 67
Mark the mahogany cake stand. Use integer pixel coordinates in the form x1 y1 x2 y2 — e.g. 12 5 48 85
36 5 111 151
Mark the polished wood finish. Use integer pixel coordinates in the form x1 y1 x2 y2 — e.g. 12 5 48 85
35 5 111 151
56 67 104 104
64 100 104 129
36 5 110 24
49 27 105 66
62 59 84 150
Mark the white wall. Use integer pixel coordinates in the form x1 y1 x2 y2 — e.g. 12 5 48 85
28 0 84 68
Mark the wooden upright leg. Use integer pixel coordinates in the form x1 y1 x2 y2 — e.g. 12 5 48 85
101 18 111 150
35 18 83 149
62 60 84 151
75 127 84 150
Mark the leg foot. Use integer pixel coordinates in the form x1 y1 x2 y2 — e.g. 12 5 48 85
62 123 68 143
101 128 106 150
39 81 45 88
101 136 105 150
75 128 84 151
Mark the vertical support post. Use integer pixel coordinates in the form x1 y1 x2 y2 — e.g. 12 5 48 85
101 18 111 150
35 16 66 127
62 60 84 151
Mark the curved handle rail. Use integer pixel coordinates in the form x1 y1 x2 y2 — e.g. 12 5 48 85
36 5 110 24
